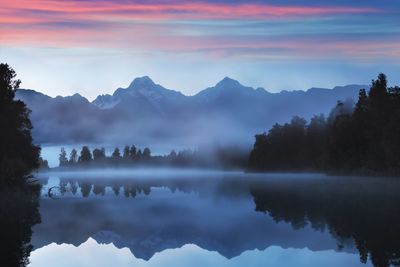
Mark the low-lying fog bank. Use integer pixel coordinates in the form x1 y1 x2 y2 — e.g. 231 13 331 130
36 168 327 179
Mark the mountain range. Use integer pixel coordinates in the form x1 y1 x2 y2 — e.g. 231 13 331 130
15 76 367 149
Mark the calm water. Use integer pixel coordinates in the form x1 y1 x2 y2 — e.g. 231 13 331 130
6 170 400 267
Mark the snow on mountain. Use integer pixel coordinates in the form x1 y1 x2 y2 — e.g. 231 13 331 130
93 76 184 110
16 77 367 145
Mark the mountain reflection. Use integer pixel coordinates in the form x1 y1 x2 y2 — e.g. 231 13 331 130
0 185 41 267
31 174 400 267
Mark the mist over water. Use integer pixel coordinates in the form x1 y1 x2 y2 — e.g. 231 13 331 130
41 144 196 168
21 171 399 267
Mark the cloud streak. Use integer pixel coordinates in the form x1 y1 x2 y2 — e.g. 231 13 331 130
1 0 399 98
1 1 394 58
2 1 380 21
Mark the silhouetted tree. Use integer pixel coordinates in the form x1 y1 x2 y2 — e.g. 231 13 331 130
38 157 49 170
130 145 137 159
143 147 151 159
69 149 78 164
249 116 308 170
79 146 93 163
136 149 142 159
93 147 106 161
306 114 327 169
0 63 40 187
112 148 121 159
384 86 400 171
59 148 68 167
249 73 400 175
123 146 130 160
168 150 177 164
366 73 389 171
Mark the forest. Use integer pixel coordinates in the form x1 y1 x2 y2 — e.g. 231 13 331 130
249 74 400 175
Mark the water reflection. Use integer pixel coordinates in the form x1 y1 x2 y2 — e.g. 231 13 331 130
33 174 341 261
0 185 41 267
29 239 368 267
251 178 400 267
3 172 400 267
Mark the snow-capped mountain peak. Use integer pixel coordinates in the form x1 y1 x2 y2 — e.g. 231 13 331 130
93 76 184 110
128 76 155 89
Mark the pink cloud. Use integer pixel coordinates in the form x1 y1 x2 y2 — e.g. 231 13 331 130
1 0 379 21
1 0 394 61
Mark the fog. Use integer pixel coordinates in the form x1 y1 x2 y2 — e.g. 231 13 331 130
40 168 245 178
17 82 363 159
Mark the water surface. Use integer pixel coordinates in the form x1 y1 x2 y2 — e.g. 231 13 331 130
7 170 400 267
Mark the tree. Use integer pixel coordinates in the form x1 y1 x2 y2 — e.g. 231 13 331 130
112 148 121 159
351 89 369 169
38 157 49 170
369 73 388 109
0 63 40 186
366 74 389 171
306 114 327 169
130 145 137 159
143 147 151 158
123 146 130 159
249 74 400 175
59 148 68 167
248 116 309 171
354 89 368 118
79 146 93 163
136 149 142 159
169 150 177 158
69 149 78 164
93 148 106 161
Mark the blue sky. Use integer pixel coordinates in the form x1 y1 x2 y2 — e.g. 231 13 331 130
1 0 399 99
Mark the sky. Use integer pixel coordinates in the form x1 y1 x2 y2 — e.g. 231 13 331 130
1 0 399 100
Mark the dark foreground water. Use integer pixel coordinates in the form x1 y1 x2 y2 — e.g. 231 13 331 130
5 170 400 267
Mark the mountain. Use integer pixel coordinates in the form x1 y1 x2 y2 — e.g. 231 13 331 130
194 77 269 103
93 76 185 111
15 77 367 147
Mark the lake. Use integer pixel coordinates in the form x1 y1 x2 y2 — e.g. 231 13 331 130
5 170 400 267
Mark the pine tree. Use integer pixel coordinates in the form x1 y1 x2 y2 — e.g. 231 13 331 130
59 148 68 167
79 146 93 163
69 149 78 164
123 146 130 159
112 148 121 159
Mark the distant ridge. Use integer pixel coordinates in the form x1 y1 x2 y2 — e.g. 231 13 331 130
16 77 367 146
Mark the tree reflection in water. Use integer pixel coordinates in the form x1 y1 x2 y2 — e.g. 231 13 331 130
37 175 400 267
251 178 400 267
0 184 41 267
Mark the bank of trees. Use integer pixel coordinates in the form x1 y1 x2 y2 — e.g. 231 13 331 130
58 145 152 167
249 74 400 175
58 145 248 169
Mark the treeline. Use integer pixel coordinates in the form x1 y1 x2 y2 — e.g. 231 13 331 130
59 145 151 167
249 74 400 175
57 145 248 169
